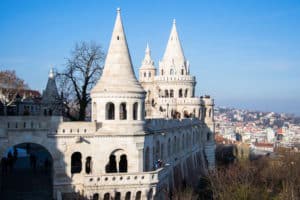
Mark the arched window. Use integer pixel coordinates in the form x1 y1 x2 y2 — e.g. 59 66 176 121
93 193 99 200
148 72 151 77
104 193 110 200
71 152 82 174
170 89 174 98
161 69 164 75
119 154 128 172
133 102 138 120
147 189 153 200
106 155 117 173
115 192 121 200
168 138 171 157
173 136 177 154
179 89 183 98
145 147 150 171
106 102 115 120
125 192 131 200
184 89 188 97
119 103 127 120
144 72 146 77
156 140 160 160
165 90 169 98
181 69 184 75
135 191 142 200
85 156 92 174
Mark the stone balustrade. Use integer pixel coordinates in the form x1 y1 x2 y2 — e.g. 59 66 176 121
154 75 195 82
83 167 169 187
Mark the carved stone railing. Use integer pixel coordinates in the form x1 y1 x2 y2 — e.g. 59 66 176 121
83 167 169 187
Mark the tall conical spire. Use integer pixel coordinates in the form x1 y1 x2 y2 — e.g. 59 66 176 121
92 8 144 93
162 19 185 66
141 43 155 68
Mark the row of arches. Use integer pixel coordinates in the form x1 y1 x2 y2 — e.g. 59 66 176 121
71 152 128 175
106 102 139 120
158 88 193 98
160 68 186 76
92 190 150 200
144 129 204 171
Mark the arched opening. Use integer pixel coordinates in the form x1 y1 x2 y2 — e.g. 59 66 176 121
165 90 169 98
106 154 117 173
181 69 184 75
133 102 138 120
161 69 164 75
115 192 121 200
125 192 131 200
106 102 115 120
179 89 183 98
93 193 99 200
168 138 171 157
184 89 188 97
0 143 53 199
145 147 150 171
71 152 82 174
119 154 128 172
170 89 174 98
104 193 110 200
85 156 92 174
119 103 127 120
173 136 177 154
135 191 142 200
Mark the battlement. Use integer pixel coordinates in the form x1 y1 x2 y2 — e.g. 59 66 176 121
0 116 62 130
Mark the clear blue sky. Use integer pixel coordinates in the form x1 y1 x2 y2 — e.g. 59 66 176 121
0 0 300 115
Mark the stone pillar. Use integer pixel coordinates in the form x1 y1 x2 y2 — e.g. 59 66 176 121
136 143 144 172
115 102 120 121
127 102 133 121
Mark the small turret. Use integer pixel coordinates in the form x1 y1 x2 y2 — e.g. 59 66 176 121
139 43 156 83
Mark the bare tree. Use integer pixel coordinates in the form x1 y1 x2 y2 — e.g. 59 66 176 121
0 70 27 115
58 41 105 121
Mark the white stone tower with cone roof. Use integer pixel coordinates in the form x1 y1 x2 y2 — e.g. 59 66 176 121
91 8 146 133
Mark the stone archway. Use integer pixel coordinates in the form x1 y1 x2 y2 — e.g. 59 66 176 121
0 142 54 199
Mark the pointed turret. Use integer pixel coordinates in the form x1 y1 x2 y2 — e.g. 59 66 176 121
42 68 62 116
162 19 185 67
92 8 144 93
141 43 155 69
91 9 145 126
139 43 156 83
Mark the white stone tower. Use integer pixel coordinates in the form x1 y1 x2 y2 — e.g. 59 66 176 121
91 8 146 134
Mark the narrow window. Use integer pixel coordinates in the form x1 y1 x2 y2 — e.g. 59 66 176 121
133 102 138 120
106 102 115 120
119 103 127 120
71 152 82 174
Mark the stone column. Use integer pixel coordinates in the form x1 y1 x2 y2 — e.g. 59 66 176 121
136 143 144 172
127 102 133 120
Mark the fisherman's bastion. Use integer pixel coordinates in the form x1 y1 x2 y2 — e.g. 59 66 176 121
0 9 215 200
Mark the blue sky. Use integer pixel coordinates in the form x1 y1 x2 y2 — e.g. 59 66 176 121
0 0 300 115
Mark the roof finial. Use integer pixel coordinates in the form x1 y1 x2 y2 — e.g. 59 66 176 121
49 68 54 79
117 7 121 14
146 42 150 53
173 18 176 24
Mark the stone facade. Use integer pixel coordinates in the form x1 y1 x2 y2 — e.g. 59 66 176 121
0 9 215 200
